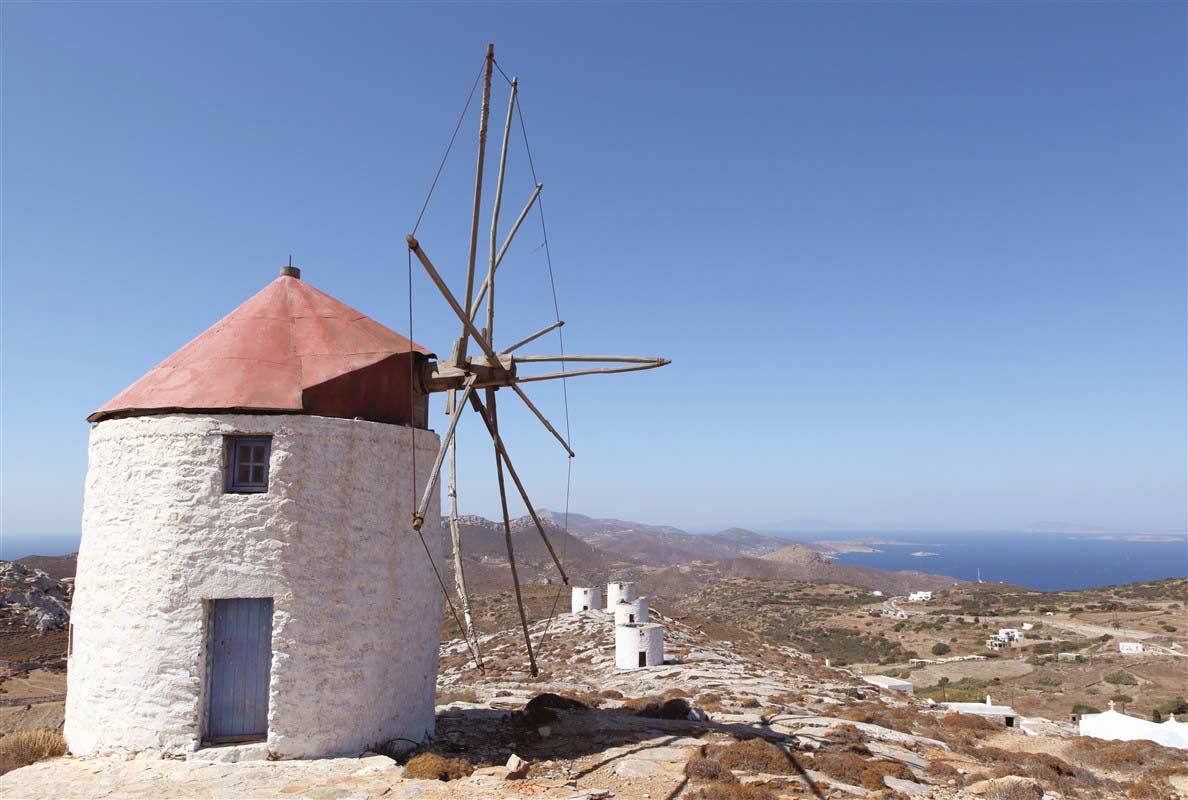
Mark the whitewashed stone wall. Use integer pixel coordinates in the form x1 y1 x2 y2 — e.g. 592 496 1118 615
571 587 601 614
614 623 664 670
613 596 649 626
606 582 637 610
65 414 442 759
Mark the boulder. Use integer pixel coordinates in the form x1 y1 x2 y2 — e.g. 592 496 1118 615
505 753 529 779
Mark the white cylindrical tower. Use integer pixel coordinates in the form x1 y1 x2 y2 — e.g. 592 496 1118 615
606 581 637 610
65 270 444 760
615 623 664 670
571 586 602 614
613 596 649 626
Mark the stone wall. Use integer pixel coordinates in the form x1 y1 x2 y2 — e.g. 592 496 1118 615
65 413 442 759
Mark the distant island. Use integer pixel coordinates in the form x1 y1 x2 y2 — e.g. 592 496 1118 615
910 550 939 557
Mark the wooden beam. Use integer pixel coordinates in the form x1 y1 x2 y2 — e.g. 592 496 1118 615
510 383 574 457
446 389 482 662
456 42 496 368
515 360 670 384
407 236 499 363
412 375 477 531
500 320 564 355
512 354 665 364
488 387 539 676
468 391 569 585
468 183 542 320
485 76 517 342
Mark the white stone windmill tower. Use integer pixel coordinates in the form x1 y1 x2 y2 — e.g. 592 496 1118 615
65 43 667 760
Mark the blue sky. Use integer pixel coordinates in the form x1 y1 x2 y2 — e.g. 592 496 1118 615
3 3 1185 557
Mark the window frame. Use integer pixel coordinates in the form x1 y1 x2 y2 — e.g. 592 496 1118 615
225 436 272 494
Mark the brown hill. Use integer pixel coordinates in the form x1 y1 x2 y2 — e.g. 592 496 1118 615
538 511 787 565
14 553 77 581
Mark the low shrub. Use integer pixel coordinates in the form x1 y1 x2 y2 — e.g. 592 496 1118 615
837 701 922 734
403 752 475 781
636 697 692 720
1069 736 1188 772
810 750 915 791
684 747 779 800
1104 670 1138 686
0 731 67 776
700 738 795 775
523 692 587 724
940 713 998 732
923 759 963 785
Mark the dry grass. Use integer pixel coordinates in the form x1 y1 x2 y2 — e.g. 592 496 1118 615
683 745 781 800
686 782 777 800
837 701 921 735
435 688 479 704
1068 736 1187 772
0 731 67 776
403 752 476 781
961 746 1101 796
982 782 1043 800
701 738 795 775
809 750 915 791
940 712 998 732
922 759 963 785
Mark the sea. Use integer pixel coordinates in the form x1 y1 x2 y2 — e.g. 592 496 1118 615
780 531 1188 592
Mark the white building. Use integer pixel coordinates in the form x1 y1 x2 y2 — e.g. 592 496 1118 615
65 269 444 760
871 591 884 597
613 596 649 626
1119 642 1144 654
942 695 1018 728
606 581 638 610
985 638 1010 650
997 628 1023 642
908 591 933 602
615 623 664 670
1020 622 1034 631
1079 703 1187 750
862 675 913 695
571 586 601 614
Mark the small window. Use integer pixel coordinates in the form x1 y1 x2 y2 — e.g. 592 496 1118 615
638 651 647 667
226 436 271 493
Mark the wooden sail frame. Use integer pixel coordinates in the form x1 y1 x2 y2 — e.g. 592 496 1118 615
406 43 669 675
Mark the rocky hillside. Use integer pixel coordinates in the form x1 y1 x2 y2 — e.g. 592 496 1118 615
539 510 789 565
0 562 71 633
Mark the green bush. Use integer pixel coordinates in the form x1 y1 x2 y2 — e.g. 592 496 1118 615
1104 671 1138 686
931 642 951 656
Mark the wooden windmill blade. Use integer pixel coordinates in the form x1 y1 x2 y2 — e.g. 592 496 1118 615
406 43 670 675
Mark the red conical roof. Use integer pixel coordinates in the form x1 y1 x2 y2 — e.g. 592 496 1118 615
89 273 432 423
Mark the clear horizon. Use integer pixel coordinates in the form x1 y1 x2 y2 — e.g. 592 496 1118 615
3 4 1185 552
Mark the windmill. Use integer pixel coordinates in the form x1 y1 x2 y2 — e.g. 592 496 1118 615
406 44 668 675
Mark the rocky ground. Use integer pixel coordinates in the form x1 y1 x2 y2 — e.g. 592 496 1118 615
0 562 71 634
5 607 1185 799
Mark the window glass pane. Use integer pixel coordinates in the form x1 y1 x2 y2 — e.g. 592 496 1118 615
250 445 265 464
251 465 265 484
238 463 252 484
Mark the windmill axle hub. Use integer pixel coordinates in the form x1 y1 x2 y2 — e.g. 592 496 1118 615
419 355 517 394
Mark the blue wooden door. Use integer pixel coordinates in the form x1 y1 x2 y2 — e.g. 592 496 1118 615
206 598 273 743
